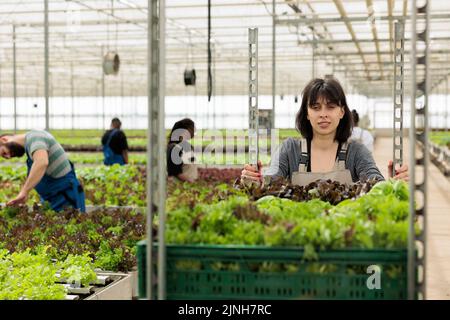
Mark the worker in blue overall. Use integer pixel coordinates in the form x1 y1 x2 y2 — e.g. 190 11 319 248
101 118 129 166
0 131 86 212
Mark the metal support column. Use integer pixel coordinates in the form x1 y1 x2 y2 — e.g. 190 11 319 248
212 43 217 129
437 83 440 130
146 0 166 300
121 74 125 121
393 21 405 176
271 0 276 130
312 43 315 78
13 25 17 134
332 56 335 75
44 0 49 131
71 62 74 130
409 0 429 300
312 31 316 79
157 0 166 300
248 28 259 169
344 70 348 92
442 83 445 129
102 46 106 129
0 61 2 130
446 77 448 131
372 100 376 130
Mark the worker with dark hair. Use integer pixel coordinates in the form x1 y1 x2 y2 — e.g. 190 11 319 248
0 131 85 212
101 117 129 166
241 77 408 186
350 109 374 153
167 118 197 182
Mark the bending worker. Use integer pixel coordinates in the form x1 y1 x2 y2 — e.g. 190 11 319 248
101 117 129 166
241 77 408 186
0 130 86 212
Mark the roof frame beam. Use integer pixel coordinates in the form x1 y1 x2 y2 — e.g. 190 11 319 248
332 0 371 80
365 0 383 79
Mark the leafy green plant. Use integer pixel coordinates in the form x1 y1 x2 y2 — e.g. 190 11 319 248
59 254 97 287
239 177 380 205
94 241 124 271
0 248 67 300
430 131 450 148
0 206 145 272
165 180 412 260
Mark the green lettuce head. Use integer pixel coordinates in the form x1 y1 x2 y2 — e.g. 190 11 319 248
393 179 409 201
369 180 394 196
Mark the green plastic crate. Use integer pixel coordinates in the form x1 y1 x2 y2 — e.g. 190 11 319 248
137 240 407 300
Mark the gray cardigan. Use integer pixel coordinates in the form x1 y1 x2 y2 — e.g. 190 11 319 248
264 137 385 182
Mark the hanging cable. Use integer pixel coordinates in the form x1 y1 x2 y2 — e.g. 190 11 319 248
114 0 118 51
107 1 110 51
207 0 212 102
257 0 272 16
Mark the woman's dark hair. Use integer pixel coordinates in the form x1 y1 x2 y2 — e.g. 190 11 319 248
168 118 195 143
295 77 353 143
351 109 359 126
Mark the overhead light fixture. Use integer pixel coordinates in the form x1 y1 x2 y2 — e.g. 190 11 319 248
184 69 196 86
103 51 120 75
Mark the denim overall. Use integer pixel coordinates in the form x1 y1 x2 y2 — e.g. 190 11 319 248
103 129 125 166
26 148 86 212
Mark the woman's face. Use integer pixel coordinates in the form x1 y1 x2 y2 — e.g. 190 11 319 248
307 95 345 138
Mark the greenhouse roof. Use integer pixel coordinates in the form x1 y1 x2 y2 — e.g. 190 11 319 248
0 0 449 98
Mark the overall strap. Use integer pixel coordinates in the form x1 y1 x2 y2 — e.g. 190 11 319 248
24 144 33 166
106 129 119 146
298 138 309 172
336 141 348 170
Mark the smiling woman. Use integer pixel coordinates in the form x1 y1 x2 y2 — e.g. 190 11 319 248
297 77 352 145
240 77 409 186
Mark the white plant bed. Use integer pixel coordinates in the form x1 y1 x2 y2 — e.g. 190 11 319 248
85 272 132 300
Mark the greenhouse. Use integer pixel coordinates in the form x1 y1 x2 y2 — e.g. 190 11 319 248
0 0 449 302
